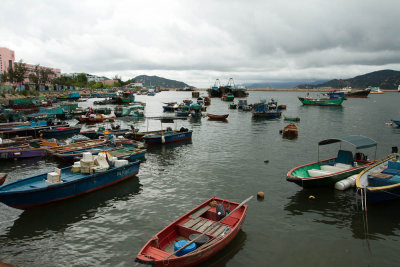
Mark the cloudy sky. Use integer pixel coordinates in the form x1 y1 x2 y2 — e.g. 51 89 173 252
1 0 400 87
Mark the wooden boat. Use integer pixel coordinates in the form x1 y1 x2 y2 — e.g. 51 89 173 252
281 123 298 139
108 146 147 161
229 103 237 109
52 143 118 161
337 87 371 98
40 126 81 138
81 128 129 139
298 96 344 106
287 135 377 187
136 196 250 267
143 128 192 145
356 153 400 203
0 139 57 159
0 160 140 210
46 139 107 155
0 173 7 186
206 113 229 120
284 115 300 122
77 114 107 123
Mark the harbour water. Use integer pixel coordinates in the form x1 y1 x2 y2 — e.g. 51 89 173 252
0 91 400 266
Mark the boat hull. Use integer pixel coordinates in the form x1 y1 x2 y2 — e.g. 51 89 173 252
136 197 248 267
41 128 81 138
298 97 344 106
0 147 46 159
0 161 140 209
143 131 193 145
287 158 373 187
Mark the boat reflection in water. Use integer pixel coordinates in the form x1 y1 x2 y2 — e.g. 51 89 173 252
3 177 142 240
284 188 400 240
198 230 247 267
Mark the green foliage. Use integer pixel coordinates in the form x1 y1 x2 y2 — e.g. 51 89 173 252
20 89 28 96
13 60 28 84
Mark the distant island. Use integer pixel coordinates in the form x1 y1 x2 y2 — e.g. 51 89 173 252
295 70 400 90
133 75 193 89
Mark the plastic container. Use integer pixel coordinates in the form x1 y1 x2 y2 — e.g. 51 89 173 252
335 174 357 190
114 159 128 167
82 152 93 161
173 240 196 257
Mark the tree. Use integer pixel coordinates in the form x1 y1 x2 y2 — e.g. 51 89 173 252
39 68 54 90
29 73 39 90
13 60 28 85
0 72 8 84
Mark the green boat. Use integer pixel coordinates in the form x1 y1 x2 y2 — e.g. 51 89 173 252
287 135 377 187
221 93 234 102
298 96 344 106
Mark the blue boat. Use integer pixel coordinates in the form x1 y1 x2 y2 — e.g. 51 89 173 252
252 99 282 118
356 153 400 203
143 129 192 145
0 160 140 209
40 126 81 138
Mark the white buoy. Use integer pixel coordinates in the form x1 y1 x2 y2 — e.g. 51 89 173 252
334 174 358 190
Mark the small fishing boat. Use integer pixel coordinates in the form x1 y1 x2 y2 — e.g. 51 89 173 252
136 196 251 267
221 93 234 102
252 99 281 118
108 146 147 161
40 126 81 138
46 139 107 155
77 114 107 123
0 173 7 186
298 96 344 106
0 140 57 159
284 115 300 122
280 123 298 139
143 128 192 145
206 114 229 120
287 135 377 187
0 158 141 209
369 87 384 94
356 152 400 203
229 103 237 109
391 120 400 127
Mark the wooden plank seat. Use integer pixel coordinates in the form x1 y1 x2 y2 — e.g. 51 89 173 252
181 217 227 237
369 172 393 179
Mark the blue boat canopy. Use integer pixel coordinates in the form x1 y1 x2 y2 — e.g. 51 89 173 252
318 135 377 149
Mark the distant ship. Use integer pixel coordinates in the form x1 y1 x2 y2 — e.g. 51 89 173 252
207 78 248 98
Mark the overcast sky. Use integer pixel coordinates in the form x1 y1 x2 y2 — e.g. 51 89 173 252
1 0 400 87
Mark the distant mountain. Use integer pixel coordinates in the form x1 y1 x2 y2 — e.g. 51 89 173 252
134 75 191 89
297 70 400 89
245 80 328 89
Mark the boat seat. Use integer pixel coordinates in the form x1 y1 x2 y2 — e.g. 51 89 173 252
308 169 334 177
336 150 354 165
382 169 400 175
321 165 350 173
334 163 352 169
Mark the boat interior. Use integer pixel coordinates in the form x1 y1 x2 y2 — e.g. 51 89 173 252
292 150 370 178
366 159 400 187
143 201 241 260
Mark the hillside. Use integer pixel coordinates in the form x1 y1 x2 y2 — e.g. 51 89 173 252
297 70 400 89
134 75 191 89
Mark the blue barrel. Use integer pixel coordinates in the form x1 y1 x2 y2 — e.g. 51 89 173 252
174 240 197 256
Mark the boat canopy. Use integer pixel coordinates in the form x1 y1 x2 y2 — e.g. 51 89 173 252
318 135 377 149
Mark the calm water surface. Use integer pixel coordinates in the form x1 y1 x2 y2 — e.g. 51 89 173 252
0 91 400 266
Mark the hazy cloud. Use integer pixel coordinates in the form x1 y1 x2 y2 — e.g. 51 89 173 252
1 0 400 87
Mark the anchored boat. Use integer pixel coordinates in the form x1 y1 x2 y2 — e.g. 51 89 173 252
287 135 377 187
136 196 251 267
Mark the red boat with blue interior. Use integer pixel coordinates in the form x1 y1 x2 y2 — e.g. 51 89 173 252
136 196 251 267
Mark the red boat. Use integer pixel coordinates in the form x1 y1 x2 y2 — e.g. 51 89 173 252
136 197 250 267
206 113 229 120
0 173 7 185
77 115 107 123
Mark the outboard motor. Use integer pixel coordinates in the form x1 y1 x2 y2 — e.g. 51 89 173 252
216 203 226 219
392 146 398 154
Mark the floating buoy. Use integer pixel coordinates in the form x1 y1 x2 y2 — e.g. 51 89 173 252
309 195 315 199
264 160 269 164
385 122 393 126
257 192 265 200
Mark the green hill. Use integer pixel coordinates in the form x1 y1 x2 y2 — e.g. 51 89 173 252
297 70 400 89
134 75 191 89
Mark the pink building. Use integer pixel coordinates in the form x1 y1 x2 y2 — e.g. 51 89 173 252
22 63 61 84
0 47 15 74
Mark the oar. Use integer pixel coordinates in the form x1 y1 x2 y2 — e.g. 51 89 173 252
166 195 253 259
